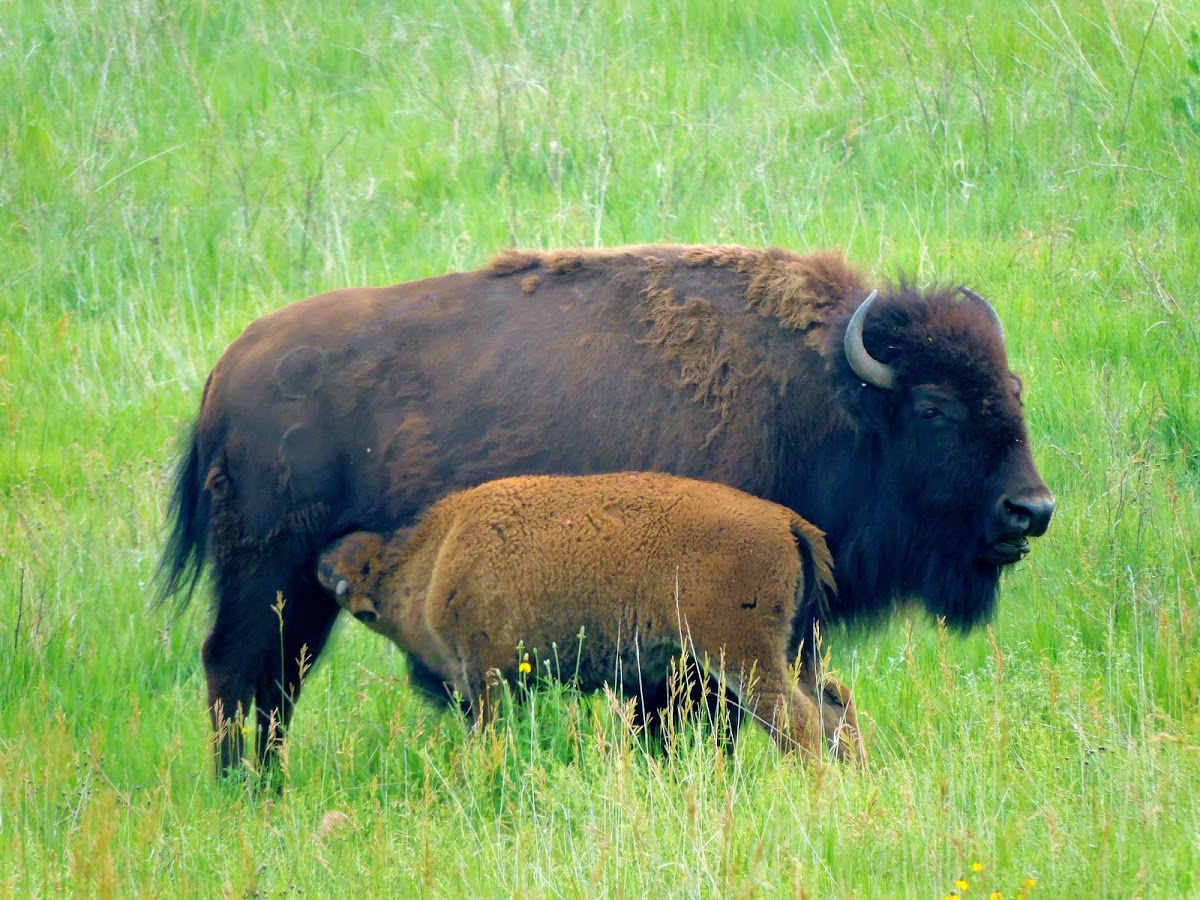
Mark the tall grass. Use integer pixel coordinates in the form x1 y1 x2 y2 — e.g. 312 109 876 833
2 0 1197 894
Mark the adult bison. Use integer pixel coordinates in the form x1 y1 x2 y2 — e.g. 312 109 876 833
159 244 1054 776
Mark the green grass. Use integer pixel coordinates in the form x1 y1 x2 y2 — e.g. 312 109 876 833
2 0 1198 894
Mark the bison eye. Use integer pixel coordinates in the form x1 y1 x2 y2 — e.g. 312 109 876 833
912 389 966 424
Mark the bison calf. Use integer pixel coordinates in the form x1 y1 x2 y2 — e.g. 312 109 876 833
317 472 865 763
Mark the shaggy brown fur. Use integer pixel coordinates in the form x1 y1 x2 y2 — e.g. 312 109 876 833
161 242 1053 778
316 473 865 763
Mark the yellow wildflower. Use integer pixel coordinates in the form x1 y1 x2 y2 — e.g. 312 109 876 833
972 862 983 873
957 880 969 891
518 655 532 675
989 893 1003 900
1023 878 1037 890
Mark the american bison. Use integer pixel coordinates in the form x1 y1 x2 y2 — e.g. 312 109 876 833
315 472 865 763
159 243 1054 777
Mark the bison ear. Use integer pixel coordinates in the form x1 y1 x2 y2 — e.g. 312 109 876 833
316 531 387 596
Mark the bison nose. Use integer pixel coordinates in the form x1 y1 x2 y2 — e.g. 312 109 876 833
1001 493 1056 538
353 609 378 624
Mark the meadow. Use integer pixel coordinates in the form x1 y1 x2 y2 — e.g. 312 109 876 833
1 0 1198 895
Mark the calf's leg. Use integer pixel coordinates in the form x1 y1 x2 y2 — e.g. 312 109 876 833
792 617 867 764
406 658 458 708
798 665 867 765
635 662 743 751
729 661 824 760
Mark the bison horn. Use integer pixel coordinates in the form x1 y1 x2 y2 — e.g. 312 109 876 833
959 286 1005 346
844 290 896 390
335 579 349 597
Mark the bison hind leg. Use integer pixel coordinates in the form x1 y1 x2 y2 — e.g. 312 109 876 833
202 552 341 784
201 624 255 780
252 578 342 780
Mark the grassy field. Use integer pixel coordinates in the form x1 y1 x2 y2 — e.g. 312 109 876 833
2 0 1198 894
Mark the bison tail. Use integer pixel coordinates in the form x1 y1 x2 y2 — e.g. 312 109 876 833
155 422 210 610
790 515 836 622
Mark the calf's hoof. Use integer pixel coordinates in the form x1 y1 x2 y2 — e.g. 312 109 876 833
816 677 868 766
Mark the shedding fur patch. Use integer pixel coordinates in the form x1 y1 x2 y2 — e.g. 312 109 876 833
487 248 541 276
489 244 865 333
681 246 864 331
203 451 333 572
382 413 440 518
274 346 325 399
488 244 869 436
487 244 682 278
637 268 737 439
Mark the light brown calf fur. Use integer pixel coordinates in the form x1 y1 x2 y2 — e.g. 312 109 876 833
316 472 865 763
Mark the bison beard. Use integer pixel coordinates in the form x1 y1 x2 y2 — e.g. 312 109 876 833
159 243 1054 778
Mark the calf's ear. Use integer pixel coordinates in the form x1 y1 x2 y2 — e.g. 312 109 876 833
316 531 387 596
